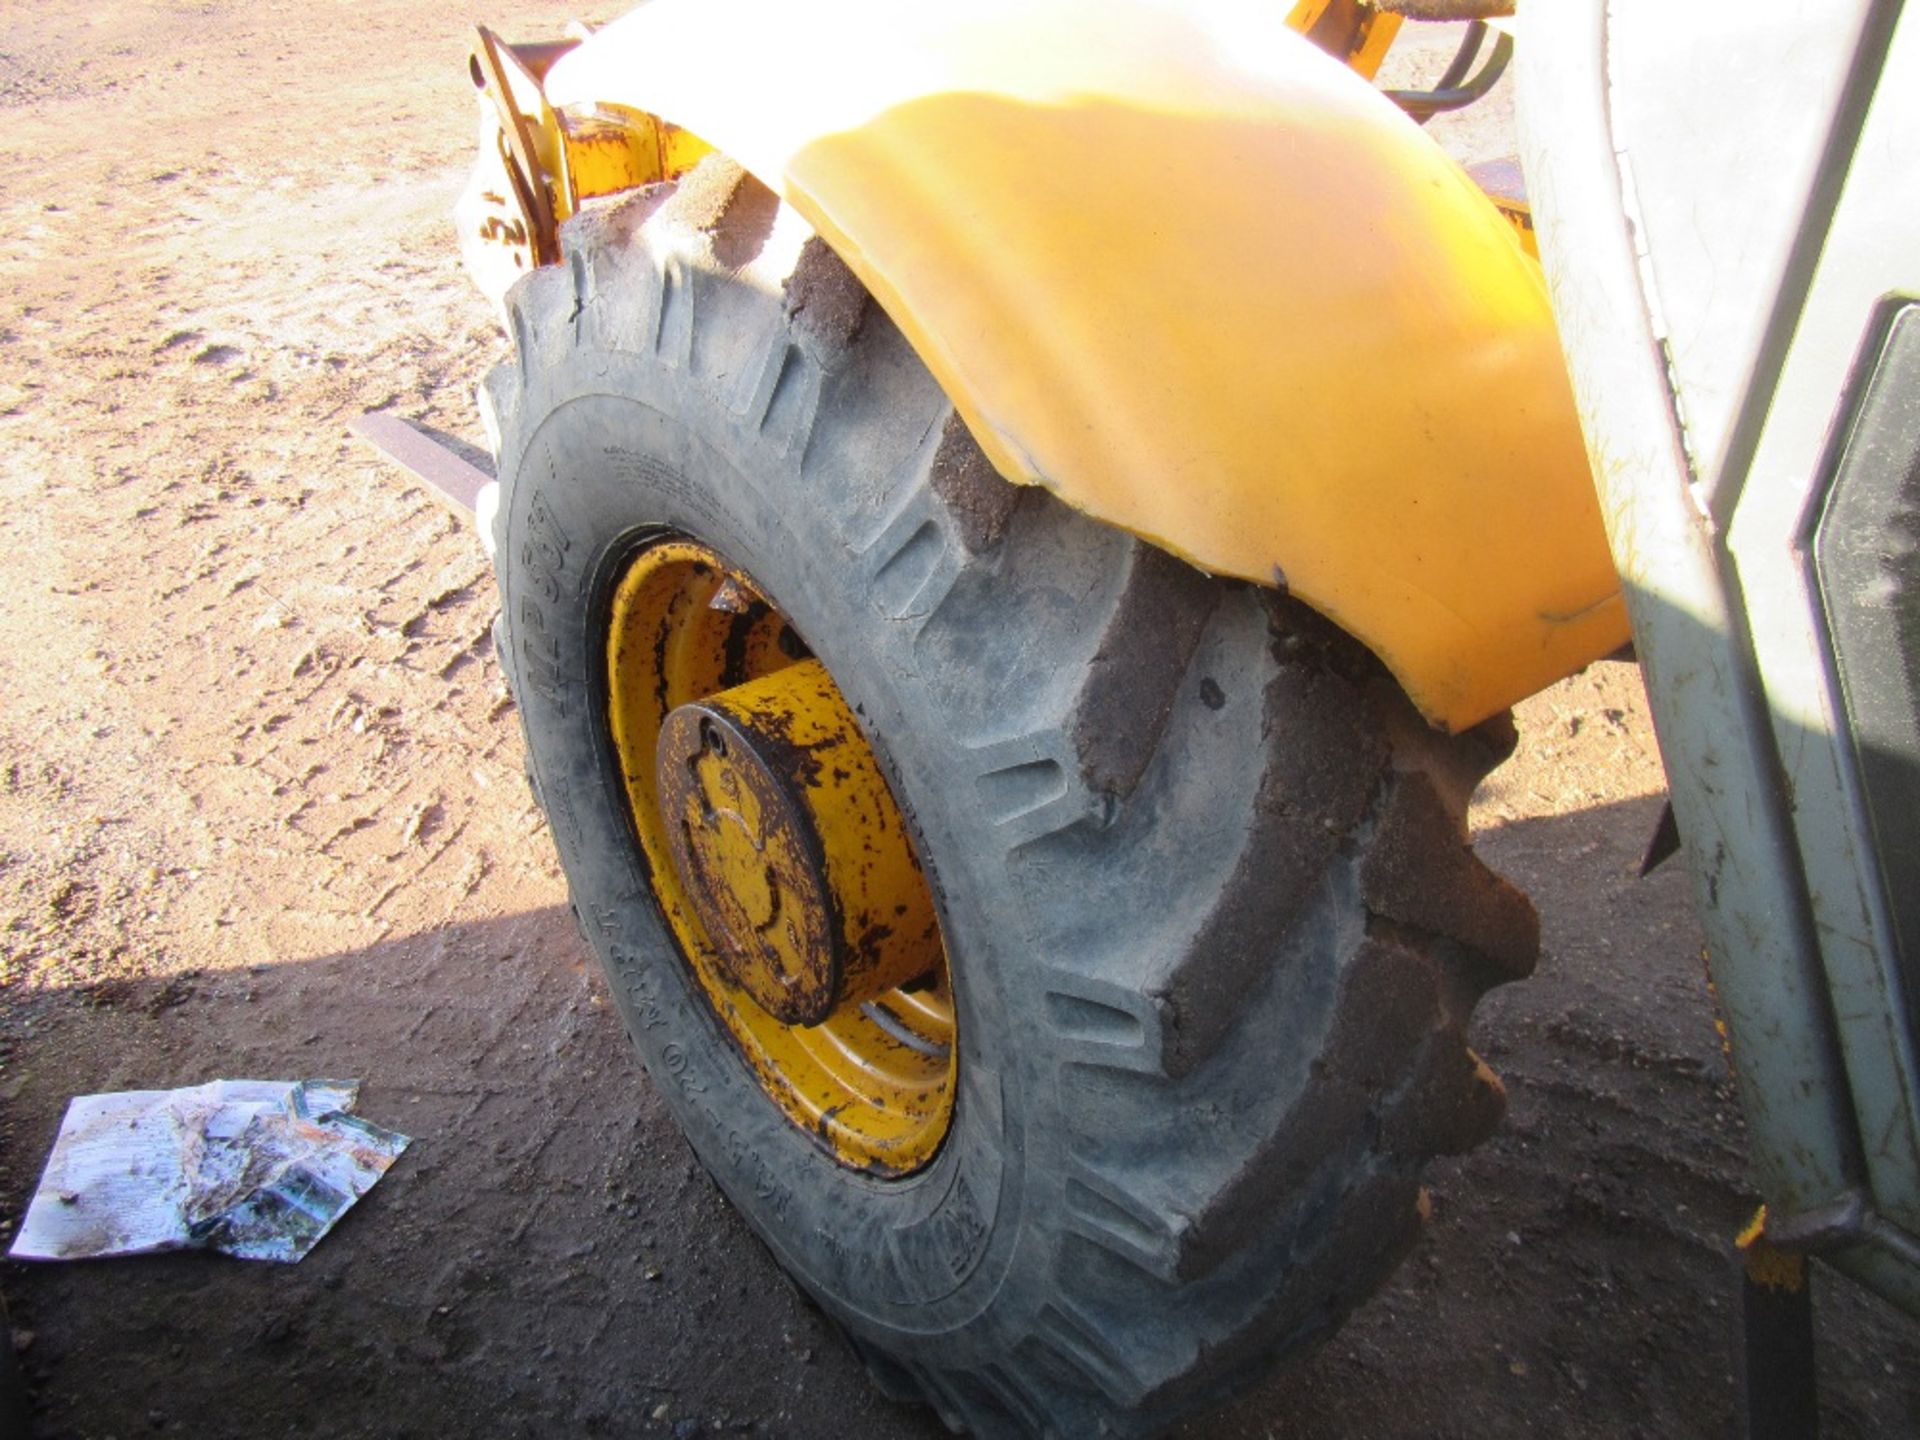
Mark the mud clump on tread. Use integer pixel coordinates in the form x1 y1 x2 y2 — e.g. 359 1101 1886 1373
1381 1038 1507 1159
1157 662 1386 1077
1067 544 1217 801
660 156 779 270
1264 591 1388 688
1360 772 1539 981
1165 939 1437 1281
563 183 675 261
924 412 1019 554
1460 710 1520 770
784 235 870 349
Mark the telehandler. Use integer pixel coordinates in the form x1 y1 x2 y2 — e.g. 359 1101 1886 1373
413 1 1920 1433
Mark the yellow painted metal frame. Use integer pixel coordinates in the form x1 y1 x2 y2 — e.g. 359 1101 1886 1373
544 0 1628 729
606 539 957 1175
457 28 713 313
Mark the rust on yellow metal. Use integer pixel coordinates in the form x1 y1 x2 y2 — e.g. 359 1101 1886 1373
657 117 717 178
556 108 663 202
460 29 705 303
454 102 540 316
470 27 563 257
458 27 575 314
543 0 1628 731
1483 194 1538 259
1736 1207 1809 1293
553 103 716 200
606 539 956 1175
655 659 944 1027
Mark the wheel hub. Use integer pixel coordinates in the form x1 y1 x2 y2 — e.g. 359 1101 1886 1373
655 659 940 1026
604 536 957 1174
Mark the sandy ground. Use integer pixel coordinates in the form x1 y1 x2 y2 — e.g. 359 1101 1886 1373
0 5 1916 1438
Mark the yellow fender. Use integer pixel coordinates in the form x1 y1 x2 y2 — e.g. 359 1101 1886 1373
544 0 1627 730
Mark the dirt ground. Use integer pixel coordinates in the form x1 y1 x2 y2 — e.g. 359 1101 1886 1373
1 5 1916 1438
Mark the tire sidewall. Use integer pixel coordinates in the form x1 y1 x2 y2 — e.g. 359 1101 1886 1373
498 356 1034 1346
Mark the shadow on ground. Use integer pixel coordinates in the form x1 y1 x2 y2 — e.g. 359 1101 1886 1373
0 906 938 1440
2 797 1917 1440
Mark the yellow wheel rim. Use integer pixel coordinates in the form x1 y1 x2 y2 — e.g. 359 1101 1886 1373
604 537 957 1176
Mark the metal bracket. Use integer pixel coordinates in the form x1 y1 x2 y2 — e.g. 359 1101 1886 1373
348 412 493 516
471 26 561 266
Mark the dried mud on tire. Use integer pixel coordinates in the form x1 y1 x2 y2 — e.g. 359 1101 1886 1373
0 7 1916 1440
488 158 1537 1436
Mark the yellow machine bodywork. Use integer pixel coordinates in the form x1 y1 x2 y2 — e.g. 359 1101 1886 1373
500 0 1626 730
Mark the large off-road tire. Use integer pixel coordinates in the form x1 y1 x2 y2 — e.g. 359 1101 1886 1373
486 159 1538 1438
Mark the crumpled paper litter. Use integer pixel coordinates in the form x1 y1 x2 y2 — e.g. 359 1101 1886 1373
8 1079 409 1264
